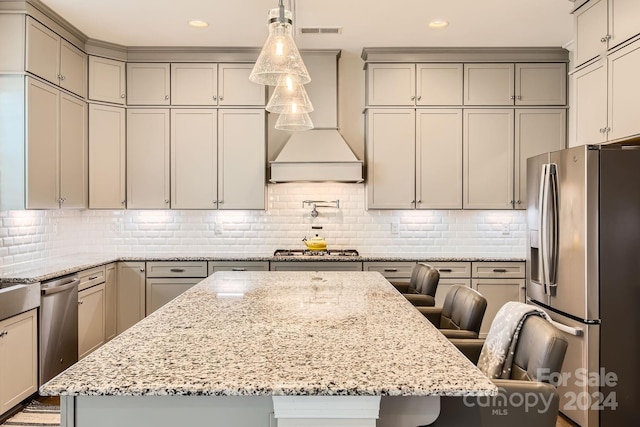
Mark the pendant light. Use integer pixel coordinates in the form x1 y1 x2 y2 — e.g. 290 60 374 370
249 0 310 86
275 112 314 131
266 74 314 114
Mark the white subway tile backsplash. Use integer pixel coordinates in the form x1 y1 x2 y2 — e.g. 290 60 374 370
0 183 527 267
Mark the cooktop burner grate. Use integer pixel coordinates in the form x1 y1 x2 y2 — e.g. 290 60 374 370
273 249 359 257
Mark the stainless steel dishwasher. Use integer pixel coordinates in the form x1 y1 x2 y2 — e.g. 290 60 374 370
40 274 79 385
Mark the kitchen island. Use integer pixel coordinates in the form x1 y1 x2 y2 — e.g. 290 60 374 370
40 271 496 427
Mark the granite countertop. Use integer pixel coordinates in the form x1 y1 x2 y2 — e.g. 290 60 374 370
40 271 497 397
0 253 525 283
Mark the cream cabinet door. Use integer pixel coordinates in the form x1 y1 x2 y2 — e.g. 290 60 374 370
89 56 126 104
171 109 218 209
515 63 567 106
416 109 463 209
366 109 416 209
171 63 217 106
59 39 87 98
514 109 566 209
127 109 170 209
78 283 106 359
26 77 59 209
219 64 266 106
127 63 170 105
25 17 59 85
608 40 640 141
574 58 608 145
89 104 126 209
463 109 514 209
463 64 514 105
366 63 416 106
0 309 37 415
416 64 463 106
434 278 472 308
473 278 526 337
609 0 640 49
574 0 608 67
59 92 87 209
116 262 146 335
146 279 200 315
218 109 265 209
105 263 117 342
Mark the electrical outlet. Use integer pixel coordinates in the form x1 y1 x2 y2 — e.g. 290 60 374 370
501 224 510 236
391 223 399 235
214 222 223 235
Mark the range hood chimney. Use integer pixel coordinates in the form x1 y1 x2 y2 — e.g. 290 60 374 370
269 50 363 183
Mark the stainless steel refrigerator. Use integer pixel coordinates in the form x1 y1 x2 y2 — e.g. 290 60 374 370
526 144 640 427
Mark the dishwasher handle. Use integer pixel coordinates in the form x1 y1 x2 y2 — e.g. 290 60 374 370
41 278 80 296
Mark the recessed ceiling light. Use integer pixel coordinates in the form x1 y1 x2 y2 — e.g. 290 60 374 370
188 20 209 28
428 20 449 29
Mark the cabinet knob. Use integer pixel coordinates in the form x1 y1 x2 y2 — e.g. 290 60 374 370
516 95 522 100
213 95 217 101
605 127 611 133
213 200 218 204
120 94 126 98
516 200 522 205
0 330 7 337
600 34 611 43
121 200 126 206
218 200 224 204
164 95 169 100
416 96 422 101
78 300 84 305
510 95 516 100
417 200 422 204
140 268 145 272
219 96 224 101
410 96 416 101
60 75 66 81
164 199 170 204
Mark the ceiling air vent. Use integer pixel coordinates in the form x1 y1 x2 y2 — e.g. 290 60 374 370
299 27 343 35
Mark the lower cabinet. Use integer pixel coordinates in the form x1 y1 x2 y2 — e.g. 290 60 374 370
116 262 146 334
146 261 208 315
362 261 417 290
471 262 526 337
0 309 37 416
429 262 473 307
146 279 200 315
104 263 117 342
78 283 105 359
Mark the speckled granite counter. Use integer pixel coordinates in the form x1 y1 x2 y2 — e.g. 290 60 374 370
41 271 495 398
0 253 525 283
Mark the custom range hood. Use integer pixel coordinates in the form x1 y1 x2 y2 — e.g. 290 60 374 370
269 50 363 183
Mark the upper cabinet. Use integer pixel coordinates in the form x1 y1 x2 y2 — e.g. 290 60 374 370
574 0 640 68
366 63 462 106
464 63 566 106
161 63 266 106
25 17 86 98
89 56 126 104
127 63 171 105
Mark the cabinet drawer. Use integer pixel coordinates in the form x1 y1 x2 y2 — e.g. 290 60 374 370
472 261 525 278
78 265 106 291
427 261 472 278
208 261 270 275
145 261 208 278
363 262 416 278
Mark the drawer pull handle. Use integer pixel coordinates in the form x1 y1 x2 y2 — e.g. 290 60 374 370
439 268 453 273
170 268 186 273
383 268 398 272
231 268 246 271
493 268 508 273
88 275 99 280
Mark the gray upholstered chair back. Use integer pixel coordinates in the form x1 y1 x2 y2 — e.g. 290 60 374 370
440 285 487 335
510 315 568 382
410 263 440 297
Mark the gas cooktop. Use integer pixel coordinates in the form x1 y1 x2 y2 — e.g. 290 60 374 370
273 249 360 257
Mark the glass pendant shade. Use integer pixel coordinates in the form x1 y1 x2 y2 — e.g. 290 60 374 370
266 75 314 114
275 112 314 131
249 8 311 86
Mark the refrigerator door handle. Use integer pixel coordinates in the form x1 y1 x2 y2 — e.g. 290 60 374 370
549 319 583 337
547 164 559 295
539 164 550 295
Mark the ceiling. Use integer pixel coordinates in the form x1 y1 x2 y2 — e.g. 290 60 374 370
39 0 575 51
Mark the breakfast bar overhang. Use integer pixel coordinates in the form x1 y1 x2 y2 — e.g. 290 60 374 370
41 271 497 427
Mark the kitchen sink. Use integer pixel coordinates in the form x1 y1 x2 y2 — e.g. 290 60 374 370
0 282 40 321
